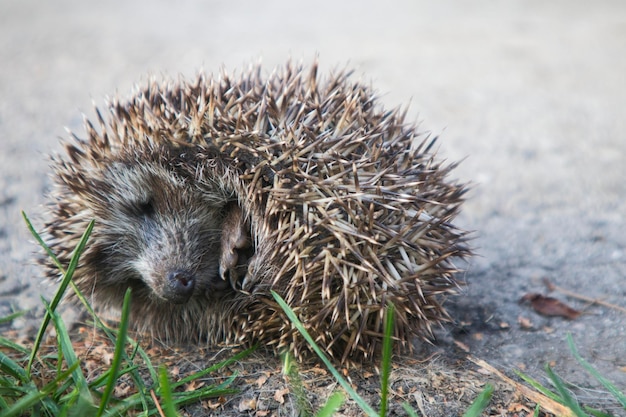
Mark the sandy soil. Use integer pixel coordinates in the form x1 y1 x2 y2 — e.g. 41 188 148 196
1 0 625 415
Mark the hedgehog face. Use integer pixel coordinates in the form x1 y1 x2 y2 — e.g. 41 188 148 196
88 161 232 304
49 152 256 311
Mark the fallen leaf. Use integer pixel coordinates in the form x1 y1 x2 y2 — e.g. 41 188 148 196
309 366 328 376
517 316 533 329
521 293 581 319
185 379 205 391
255 374 269 388
508 402 531 413
274 387 289 404
205 400 221 410
238 398 257 412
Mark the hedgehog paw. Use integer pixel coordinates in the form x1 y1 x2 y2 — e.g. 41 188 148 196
219 203 252 290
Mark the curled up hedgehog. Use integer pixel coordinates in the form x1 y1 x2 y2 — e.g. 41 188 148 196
42 61 470 364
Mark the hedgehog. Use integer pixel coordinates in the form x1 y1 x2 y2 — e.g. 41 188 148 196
42 60 470 364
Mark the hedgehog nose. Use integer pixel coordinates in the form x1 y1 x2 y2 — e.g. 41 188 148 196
165 270 196 304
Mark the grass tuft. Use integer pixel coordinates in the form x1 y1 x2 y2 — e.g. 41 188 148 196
271 290 378 416
4 213 621 416
0 213 246 416
515 333 626 417
272 290 494 416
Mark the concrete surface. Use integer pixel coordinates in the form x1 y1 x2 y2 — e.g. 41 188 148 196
1 0 625 408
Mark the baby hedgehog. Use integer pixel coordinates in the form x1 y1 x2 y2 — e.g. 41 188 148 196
43 61 470 363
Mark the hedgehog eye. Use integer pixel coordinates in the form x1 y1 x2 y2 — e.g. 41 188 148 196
134 199 155 218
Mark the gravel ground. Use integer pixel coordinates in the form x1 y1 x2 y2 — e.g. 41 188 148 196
1 0 625 413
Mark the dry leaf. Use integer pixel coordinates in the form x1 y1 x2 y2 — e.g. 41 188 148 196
185 379 205 391
238 398 257 412
255 374 269 388
274 387 289 404
518 316 533 329
508 402 531 413
114 383 133 398
205 400 223 410
521 293 581 319
309 366 328 376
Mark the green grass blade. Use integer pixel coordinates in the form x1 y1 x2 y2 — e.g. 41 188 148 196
1 362 80 417
100 351 241 415
379 304 394 417
282 351 313 417
170 387 240 406
25 214 95 375
0 393 9 409
89 364 140 390
1 384 49 417
545 365 587 417
111 337 152 413
45 299 92 402
567 333 626 408
169 385 239 407
0 336 30 355
96 288 132 417
67 280 152 411
0 311 25 325
158 366 179 417
461 383 494 417
401 402 420 417
514 369 562 402
0 351 28 383
584 408 614 417
271 290 378 417
58 385 98 417
171 346 254 388
315 391 344 417
22 211 65 272
105 373 239 417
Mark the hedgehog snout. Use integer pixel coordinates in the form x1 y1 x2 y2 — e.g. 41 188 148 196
164 269 196 304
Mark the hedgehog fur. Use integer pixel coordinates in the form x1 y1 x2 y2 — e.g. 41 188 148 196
42 60 471 363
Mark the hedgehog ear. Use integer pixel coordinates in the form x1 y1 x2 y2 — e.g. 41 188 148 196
218 202 253 290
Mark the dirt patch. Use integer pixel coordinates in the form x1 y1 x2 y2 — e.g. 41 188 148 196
0 321 557 416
